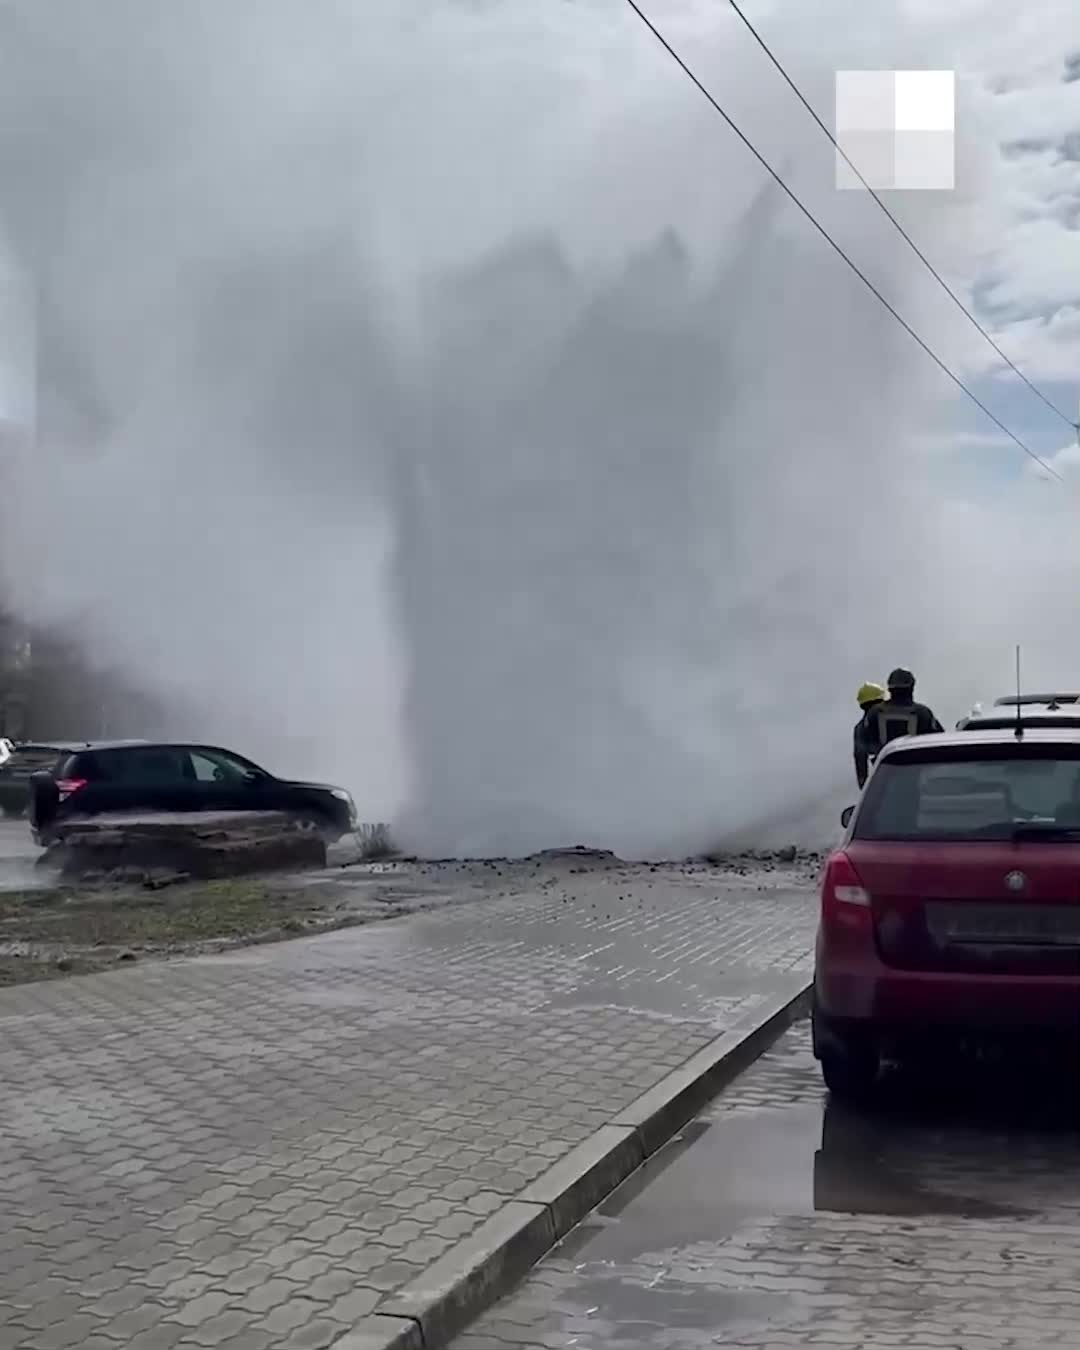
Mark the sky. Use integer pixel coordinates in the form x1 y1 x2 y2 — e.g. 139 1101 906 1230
0 0 1076 855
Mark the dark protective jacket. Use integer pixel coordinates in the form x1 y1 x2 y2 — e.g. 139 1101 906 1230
853 706 880 788
859 696 944 772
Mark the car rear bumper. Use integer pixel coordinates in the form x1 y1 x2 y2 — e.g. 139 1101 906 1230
816 954 1080 1032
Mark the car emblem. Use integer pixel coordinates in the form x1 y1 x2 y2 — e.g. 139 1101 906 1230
1004 870 1027 893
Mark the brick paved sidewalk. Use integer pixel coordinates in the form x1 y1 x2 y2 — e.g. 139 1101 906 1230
0 858 816 1350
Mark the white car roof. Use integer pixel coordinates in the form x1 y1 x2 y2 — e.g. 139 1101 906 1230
880 726 1080 760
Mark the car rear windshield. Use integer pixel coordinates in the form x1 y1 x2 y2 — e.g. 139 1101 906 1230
855 745 1080 841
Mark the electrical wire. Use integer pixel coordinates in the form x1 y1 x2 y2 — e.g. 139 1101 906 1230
621 0 1067 482
726 0 1079 437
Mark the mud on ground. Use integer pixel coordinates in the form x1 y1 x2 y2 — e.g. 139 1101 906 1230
0 860 483 985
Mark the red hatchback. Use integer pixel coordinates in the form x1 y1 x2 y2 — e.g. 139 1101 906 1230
813 728 1080 1097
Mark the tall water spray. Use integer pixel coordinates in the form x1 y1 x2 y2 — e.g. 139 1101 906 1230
1 1 1077 856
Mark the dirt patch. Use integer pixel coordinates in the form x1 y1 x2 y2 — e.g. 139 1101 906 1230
0 875 408 986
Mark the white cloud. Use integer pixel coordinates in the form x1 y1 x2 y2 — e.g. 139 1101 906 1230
988 305 1080 386
679 1 1078 397
1043 438 1080 476
940 11 1079 384
980 218 1080 315
912 429 1017 458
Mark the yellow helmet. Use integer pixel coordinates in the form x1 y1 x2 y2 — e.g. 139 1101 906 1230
857 681 886 708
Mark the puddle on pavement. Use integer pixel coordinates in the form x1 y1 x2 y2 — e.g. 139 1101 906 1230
553 1275 780 1342
548 971 796 1028
541 1105 814 1345
620 1071 1063 1252
564 1103 820 1267
813 1099 1043 1220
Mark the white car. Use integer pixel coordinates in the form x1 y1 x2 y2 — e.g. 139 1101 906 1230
957 694 1080 733
0 738 12 767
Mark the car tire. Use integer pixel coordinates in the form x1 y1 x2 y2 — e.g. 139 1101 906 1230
820 1048 879 1103
293 813 330 837
1 805 24 819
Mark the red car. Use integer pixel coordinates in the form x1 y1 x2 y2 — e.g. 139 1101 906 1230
813 727 1080 1098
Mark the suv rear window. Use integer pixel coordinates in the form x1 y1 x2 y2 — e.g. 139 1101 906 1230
59 752 108 781
856 745 1080 841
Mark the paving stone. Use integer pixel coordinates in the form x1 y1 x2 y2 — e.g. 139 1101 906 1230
219 1266 276 1296
255 1297 325 1335
159 1274 217 1304
327 1287 382 1322
169 1291 234 1328
181 1309 255 1346
281 1319 350 1350
24 1314 110 1349
306 1270 363 1304
99 1305 172 1341
237 1278 303 1315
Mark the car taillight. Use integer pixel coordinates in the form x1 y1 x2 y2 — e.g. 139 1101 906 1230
821 851 872 931
55 778 87 800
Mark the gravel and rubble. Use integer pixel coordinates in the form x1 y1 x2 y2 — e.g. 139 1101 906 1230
40 810 329 880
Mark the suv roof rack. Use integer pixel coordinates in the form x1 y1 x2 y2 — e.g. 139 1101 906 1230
993 693 1080 709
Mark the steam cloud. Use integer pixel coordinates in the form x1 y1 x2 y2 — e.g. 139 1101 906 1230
1 1 1077 856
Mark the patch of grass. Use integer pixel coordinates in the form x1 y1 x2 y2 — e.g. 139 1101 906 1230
0 878 331 954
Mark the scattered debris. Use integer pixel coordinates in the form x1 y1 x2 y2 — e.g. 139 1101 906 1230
41 812 327 881
354 822 396 860
528 846 620 869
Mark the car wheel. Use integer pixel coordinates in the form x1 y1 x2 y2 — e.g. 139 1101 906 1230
1 804 24 819
820 1048 879 1103
292 813 330 837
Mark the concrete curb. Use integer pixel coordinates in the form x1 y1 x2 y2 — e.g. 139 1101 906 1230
333 979 810 1350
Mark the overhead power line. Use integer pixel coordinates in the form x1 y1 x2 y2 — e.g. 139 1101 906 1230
621 0 1067 483
726 0 1080 437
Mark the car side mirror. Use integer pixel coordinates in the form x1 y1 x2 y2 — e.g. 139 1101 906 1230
840 806 855 829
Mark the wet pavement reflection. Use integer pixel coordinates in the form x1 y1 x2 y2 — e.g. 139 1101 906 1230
453 1022 1080 1350
0 817 43 891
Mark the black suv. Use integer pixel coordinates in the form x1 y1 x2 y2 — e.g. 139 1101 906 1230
0 741 125 819
15 741 357 843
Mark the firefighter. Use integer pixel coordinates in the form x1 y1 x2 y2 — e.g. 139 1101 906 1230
863 668 944 765
854 681 886 788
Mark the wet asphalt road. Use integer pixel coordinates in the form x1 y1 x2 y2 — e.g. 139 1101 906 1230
0 815 35 857
452 1022 1080 1350
0 816 41 887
